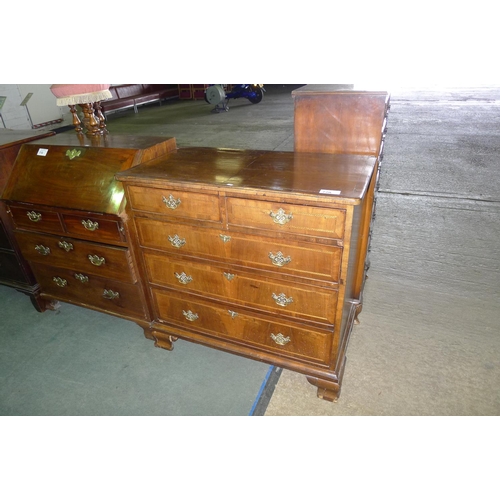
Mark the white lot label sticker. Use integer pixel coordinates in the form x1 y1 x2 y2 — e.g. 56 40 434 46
319 189 341 195
37 148 49 156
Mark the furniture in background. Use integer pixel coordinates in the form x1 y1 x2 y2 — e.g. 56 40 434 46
1 134 176 325
116 148 378 401
0 129 56 311
292 85 390 320
99 85 179 115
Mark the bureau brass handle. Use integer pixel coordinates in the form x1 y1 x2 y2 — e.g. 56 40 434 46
65 149 81 160
219 234 231 243
269 251 291 267
35 244 50 256
223 272 236 281
174 272 193 285
270 333 291 346
272 292 294 307
88 254 105 266
168 234 186 248
228 310 238 319
74 273 89 283
162 194 181 210
269 208 293 225
103 289 120 300
82 219 99 231
58 241 74 252
27 211 42 222
53 277 67 288
182 310 199 322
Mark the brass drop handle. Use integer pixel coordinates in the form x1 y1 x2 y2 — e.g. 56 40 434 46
103 289 119 300
174 272 193 285
35 244 50 256
75 273 89 283
88 254 105 266
27 211 42 222
162 194 181 210
58 241 74 252
272 292 294 307
270 333 291 346
269 208 293 225
53 277 67 288
168 234 186 248
269 251 291 267
82 219 99 231
182 310 199 322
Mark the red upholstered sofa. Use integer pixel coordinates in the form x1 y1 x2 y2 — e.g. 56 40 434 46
100 84 179 115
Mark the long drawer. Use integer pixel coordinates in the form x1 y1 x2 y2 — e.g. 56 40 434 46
14 231 136 283
32 264 146 319
152 288 333 365
135 218 342 283
144 251 338 324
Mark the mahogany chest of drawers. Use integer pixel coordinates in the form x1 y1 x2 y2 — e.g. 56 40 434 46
1 134 176 325
116 147 378 401
0 129 55 310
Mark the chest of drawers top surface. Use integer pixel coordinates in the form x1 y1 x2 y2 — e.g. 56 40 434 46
116 147 376 203
1 135 176 214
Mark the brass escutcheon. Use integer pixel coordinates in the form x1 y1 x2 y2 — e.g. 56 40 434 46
228 310 238 319
27 211 42 222
81 219 99 231
58 241 74 252
88 254 105 266
74 273 89 283
182 310 199 322
103 289 119 300
174 272 193 285
35 244 50 256
223 272 236 281
219 234 231 243
53 277 67 288
270 333 291 346
269 251 291 267
162 194 181 210
168 234 186 248
272 292 294 307
269 208 293 225
65 149 81 160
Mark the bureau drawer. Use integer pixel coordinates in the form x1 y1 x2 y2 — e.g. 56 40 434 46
145 252 338 324
8 205 64 234
62 214 125 244
127 185 221 222
14 231 136 283
152 288 333 365
226 198 346 240
136 218 342 282
32 264 146 319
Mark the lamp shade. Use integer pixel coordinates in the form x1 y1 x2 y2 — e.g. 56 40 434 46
50 84 112 106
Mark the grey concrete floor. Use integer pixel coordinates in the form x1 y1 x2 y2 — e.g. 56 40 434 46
57 85 500 415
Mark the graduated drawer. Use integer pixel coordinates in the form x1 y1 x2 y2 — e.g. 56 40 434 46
62 214 125 244
8 204 64 234
14 231 136 283
152 288 333 365
32 264 146 319
226 198 346 240
136 218 342 283
145 252 338 324
127 185 221 222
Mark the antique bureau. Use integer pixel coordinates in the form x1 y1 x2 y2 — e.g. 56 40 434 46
0 129 55 310
116 147 378 401
1 134 176 325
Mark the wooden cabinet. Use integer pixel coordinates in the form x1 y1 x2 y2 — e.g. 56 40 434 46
117 147 378 401
1 134 177 325
0 129 55 310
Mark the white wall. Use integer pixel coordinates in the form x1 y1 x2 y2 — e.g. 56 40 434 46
0 84 69 130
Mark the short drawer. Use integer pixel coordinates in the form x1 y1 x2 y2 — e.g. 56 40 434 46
152 288 333 365
127 185 221 222
8 205 64 234
62 214 125 244
14 231 136 283
136 218 342 283
226 198 346 240
32 264 146 319
145 252 338 324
